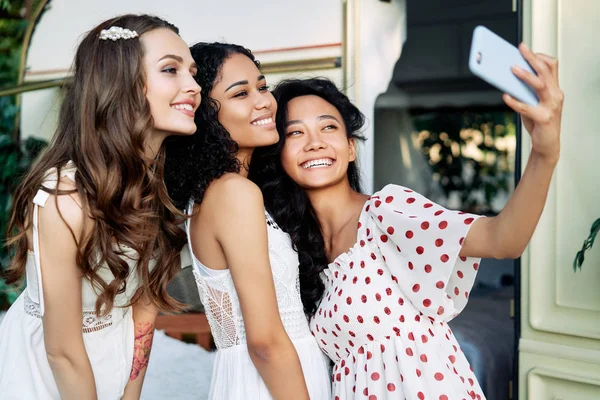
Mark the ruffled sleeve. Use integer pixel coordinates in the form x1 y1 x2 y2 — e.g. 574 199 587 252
365 184 483 322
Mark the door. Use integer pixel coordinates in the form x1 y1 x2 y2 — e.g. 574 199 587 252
517 0 600 398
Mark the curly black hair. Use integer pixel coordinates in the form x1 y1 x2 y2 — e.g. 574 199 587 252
249 78 366 316
164 42 260 209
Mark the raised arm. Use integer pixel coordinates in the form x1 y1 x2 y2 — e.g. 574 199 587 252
121 290 158 400
461 43 563 259
39 181 97 399
200 175 310 400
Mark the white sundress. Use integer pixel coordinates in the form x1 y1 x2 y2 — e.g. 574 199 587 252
310 184 486 400
185 208 332 399
0 162 144 399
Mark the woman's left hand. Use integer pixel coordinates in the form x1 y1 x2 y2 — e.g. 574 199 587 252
504 42 564 164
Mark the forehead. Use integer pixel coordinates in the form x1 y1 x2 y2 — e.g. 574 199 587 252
287 95 341 120
216 53 260 85
140 28 192 63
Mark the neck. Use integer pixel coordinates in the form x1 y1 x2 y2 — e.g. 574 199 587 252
145 131 166 159
306 181 364 241
236 147 254 178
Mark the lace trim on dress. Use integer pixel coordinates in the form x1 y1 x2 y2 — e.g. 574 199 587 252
24 292 114 333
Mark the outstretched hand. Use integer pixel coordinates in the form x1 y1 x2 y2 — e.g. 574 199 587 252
503 42 564 164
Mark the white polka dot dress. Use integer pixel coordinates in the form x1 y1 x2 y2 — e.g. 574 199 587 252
309 184 486 400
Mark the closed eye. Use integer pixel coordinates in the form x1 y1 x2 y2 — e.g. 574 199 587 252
259 85 270 92
286 130 303 137
162 67 177 74
233 90 248 98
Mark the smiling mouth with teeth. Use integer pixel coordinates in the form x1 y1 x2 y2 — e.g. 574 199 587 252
301 158 335 169
171 104 194 111
251 117 274 126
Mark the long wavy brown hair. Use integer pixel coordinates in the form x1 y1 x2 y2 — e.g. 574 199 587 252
3 14 188 316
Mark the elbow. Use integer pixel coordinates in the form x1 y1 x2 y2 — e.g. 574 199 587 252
46 348 77 371
247 335 288 364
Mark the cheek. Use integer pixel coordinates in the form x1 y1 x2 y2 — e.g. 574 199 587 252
280 144 297 176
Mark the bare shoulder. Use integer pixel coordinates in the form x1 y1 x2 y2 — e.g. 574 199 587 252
204 173 263 209
38 177 87 238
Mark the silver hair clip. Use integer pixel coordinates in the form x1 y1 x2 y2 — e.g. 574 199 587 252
99 26 139 41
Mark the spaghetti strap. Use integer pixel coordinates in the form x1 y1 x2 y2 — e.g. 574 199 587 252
28 161 77 316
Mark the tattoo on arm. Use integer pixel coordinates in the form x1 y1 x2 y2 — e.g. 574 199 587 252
129 322 154 381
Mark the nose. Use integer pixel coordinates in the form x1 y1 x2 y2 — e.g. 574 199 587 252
303 129 327 152
184 74 201 96
254 91 272 110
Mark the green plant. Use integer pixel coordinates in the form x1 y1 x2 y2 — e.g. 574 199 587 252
573 218 600 271
0 0 49 309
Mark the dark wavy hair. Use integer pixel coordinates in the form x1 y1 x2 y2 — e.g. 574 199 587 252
5 14 188 316
164 43 261 209
249 78 366 316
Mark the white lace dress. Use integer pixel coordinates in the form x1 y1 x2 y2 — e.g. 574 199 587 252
0 162 143 399
186 210 332 399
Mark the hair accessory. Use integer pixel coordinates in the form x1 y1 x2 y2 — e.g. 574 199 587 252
99 26 139 41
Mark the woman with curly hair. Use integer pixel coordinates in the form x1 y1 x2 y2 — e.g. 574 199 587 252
250 52 563 400
0 14 200 399
164 43 331 400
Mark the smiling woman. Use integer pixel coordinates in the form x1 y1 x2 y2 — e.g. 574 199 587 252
164 43 331 400
0 14 200 400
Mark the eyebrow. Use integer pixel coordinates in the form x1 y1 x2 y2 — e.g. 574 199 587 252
224 74 266 92
286 114 340 127
158 54 184 63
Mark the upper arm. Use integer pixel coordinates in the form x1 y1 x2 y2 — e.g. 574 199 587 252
39 180 87 355
209 177 285 345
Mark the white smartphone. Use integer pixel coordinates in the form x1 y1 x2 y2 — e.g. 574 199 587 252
469 25 539 106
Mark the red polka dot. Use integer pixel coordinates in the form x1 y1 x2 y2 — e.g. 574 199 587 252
436 281 445 289
423 299 432 307
412 284 420 292
421 335 429 343
386 287 392 295
357 316 364 323
361 295 367 303
366 228 371 236
439 220 448 229
464 217 474 225
373 316 380 324
398 297 405 306
407 197 416 204
459 237 465 245
380 234 388 242
365 277 371 284
387 226 395 234
363 388 369 396
369 396 377 400
406 230 414 239
346 297 352 305
416 369 422 377
454 287 460 295
384 307 391 315
416 246 424 254
420 354 428 362
408 261 414 270
449 355 456 364
437 306 445 315
343 315 349 323
378 215 383 222
418 392 425 400
435 210 444 216
358 222 362 228
360 240 365 247
440 254 450 262
406 348 413 356
457 270 464 278
473 263 479 270
360 261 366 268
385 196 394 203
387 383 396 392
421 221 430 230
377 268 384 275
435 238 444 247
375 200 382 207
424 203 433 208
435 372 444 381
424 264 432 273
371 372 380 381
440 396 449 400
408 332 415 341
